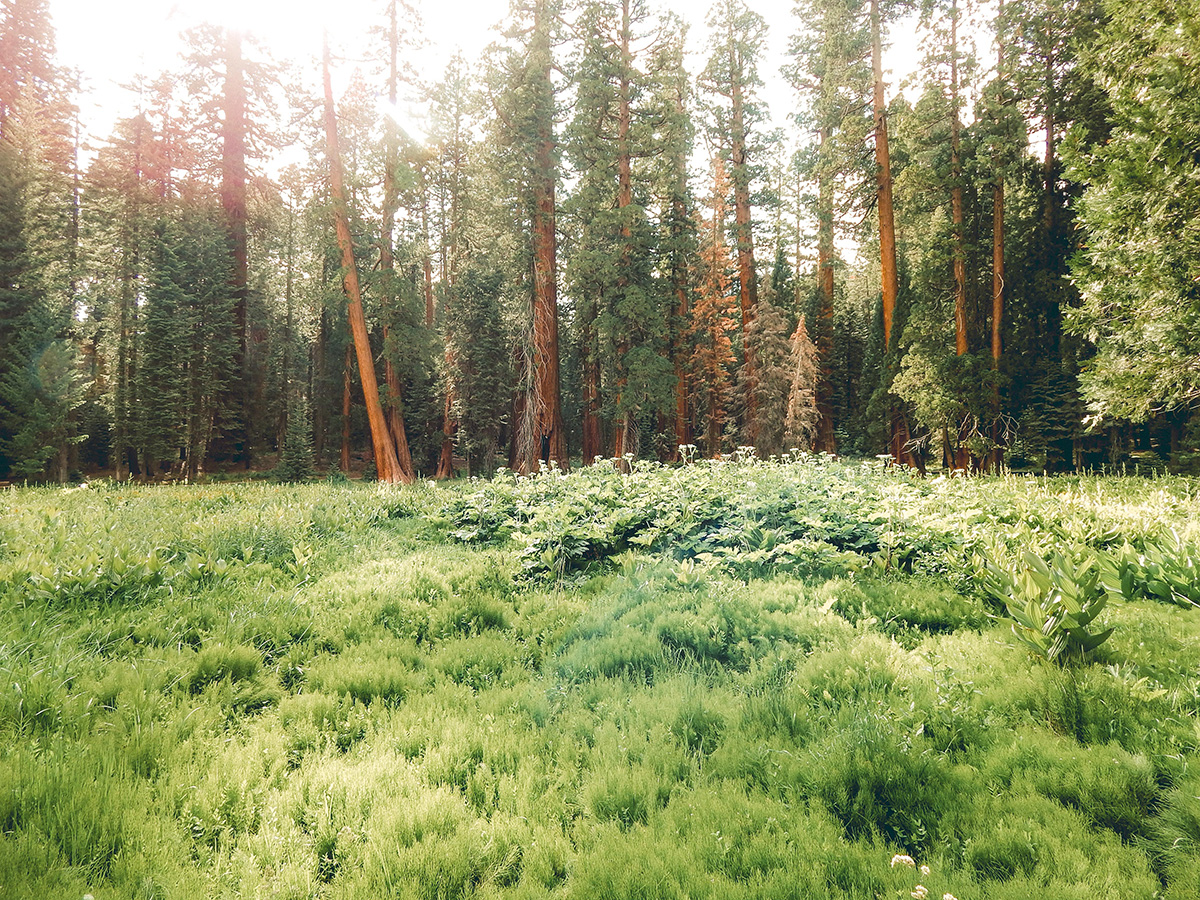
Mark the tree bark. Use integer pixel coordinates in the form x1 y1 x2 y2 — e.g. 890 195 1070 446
950 0 971 471
323 35 409 484
379 2 417 481
990 0 1006 473
871 0 917 470
341 343 352 474
523 0 568 473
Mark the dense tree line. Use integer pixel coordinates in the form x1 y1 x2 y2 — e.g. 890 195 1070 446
1 0 1197 482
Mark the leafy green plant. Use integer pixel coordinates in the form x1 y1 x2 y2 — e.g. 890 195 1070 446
25 547 169 606
1099 532 1200 608
976 543 1114 662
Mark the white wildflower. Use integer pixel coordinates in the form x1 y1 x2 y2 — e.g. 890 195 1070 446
890 854 916 868
920 864 931 876
911 886 928 900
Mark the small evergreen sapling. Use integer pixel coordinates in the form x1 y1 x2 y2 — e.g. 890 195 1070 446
275 401 315 482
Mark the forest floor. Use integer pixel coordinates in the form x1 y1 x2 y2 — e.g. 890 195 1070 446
2 460 1200 899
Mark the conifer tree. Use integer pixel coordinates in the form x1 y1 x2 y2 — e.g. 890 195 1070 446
700 0 767 442
0 0 79 480
566 0 678 463
690 158 738 457
486 0 568 473
787 0 872 453
740 298 795 456
784 314 821 450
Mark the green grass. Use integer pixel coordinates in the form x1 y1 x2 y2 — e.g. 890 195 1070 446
1 462 1199 898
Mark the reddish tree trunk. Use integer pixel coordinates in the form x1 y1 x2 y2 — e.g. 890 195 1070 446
324 35 408 484
871 0 917 470
524 0 568 473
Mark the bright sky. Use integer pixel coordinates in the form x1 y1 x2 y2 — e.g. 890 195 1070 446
49 0 923 161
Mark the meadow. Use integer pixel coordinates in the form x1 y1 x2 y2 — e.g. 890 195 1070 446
2 457 1200 899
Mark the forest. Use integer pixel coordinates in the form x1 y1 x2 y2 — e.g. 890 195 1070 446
1 0 1198 482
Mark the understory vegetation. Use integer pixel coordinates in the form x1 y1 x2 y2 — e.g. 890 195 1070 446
3 458 1200 899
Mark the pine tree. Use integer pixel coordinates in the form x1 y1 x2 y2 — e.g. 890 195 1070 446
689 158 738 457
275 396 315 483
787 0 872 453
445 259 512 475
741 298 795 456
700 0 767 442
566 0 677 463
784 315 821 451
0 0 78 480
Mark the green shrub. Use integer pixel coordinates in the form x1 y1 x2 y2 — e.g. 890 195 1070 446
976 542 1114 662
279 692 372 761
432 634 527 692
188 643 262 693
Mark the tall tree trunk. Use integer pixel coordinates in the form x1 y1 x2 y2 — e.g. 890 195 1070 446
379 2 417 481
341 343 352 474
323 35 408 484
435 96 466 479
950 0 971 470
581 311 602 464
871 0 916 470
613 0 634 461
668 68 692 457
990 0 1006 473
313 304 328 464
525 0 568 473
220 28 249 468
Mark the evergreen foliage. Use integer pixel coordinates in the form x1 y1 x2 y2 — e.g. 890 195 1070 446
274 398 315 483
1067 0 1200 422
784 315 821 451
0 0 1197 475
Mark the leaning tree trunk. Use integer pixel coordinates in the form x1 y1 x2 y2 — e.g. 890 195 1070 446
323 35 409 484
379 1 417 481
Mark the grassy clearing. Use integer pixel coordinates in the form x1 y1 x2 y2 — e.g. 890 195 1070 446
2 461 1199 898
